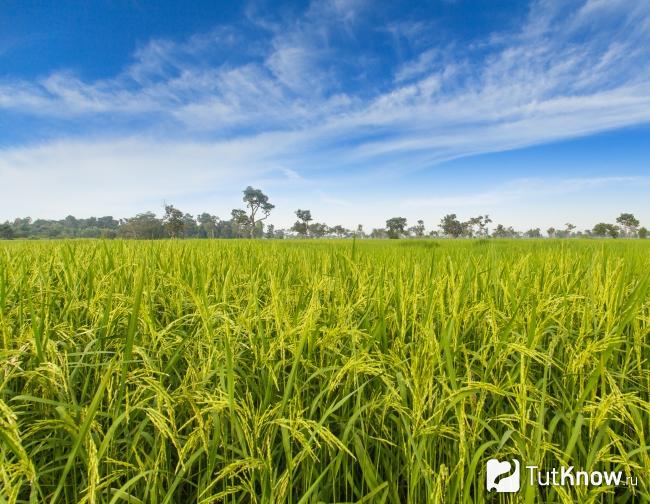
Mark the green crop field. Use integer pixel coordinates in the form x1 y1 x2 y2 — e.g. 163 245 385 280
1 239 649 503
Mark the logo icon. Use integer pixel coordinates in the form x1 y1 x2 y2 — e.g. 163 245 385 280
486 458 520 493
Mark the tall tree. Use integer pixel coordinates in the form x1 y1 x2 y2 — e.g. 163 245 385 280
564 223 576 238
240 186 274 238
409 219 425 237
197 213 218 238
163 205 184 238
439 214 463 238
230 209 250 238
182 213 198 238
292 209 312 237
386 217 407 239
616 213 640 237
477 215 492 236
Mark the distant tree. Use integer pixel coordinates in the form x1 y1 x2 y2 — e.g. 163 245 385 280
32 219 63 238
477 215 492 236
492 225 518 238
592 223 608 237
370 228 388 239
409 219 425 237
0 223 14 239
605 225 620 239
616 213 640 237
547 227 556 238
163 205 184 238
463 216 482 237
182 213 198 238
216 219 236 238
12 217 32 238
230 209 250 237
197 213 218 238
291 221 306 236
292 209 312 237
239 186 274 238
119 212 165 239
592 222 620 238
525 228 541 238
308 222 328 238
328 225 348 238
638 227 648 239
564 223 576 237
252 221 264 238
356 224 365 238
64 215 78 236
492 224 508 238
97 216 119 229
439 214 463 238
386 217 407 239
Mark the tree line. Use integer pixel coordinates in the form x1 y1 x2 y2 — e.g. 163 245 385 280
0 186 647 240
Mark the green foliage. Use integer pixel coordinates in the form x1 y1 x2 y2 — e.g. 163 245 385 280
1 239 649 502
2 216 119 239
119 211 164 239
593 222 620 238
292 209 313 237
163 204 184 238
0 223 14 239
239 186 275 238
492 223 518 238
524 227 542 238
385 217 407 239
616 212 640 236
439 214 463 237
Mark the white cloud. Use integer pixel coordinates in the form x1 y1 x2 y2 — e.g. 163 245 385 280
0 136 285 219
402 176 650 208
1 0 650 224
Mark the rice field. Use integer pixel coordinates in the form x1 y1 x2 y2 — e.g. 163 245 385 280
1 239 649 503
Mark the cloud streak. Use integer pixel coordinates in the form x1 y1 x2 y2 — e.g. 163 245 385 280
1 0 650 222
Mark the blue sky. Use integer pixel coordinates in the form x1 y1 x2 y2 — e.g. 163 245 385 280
1 0 649 231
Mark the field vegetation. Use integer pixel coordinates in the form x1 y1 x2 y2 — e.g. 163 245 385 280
1 239 649 503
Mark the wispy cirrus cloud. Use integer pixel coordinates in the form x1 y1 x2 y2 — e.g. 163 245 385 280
1 0 650 223
2 0 649 142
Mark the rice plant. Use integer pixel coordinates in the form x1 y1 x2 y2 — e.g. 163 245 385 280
0 239 649 503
